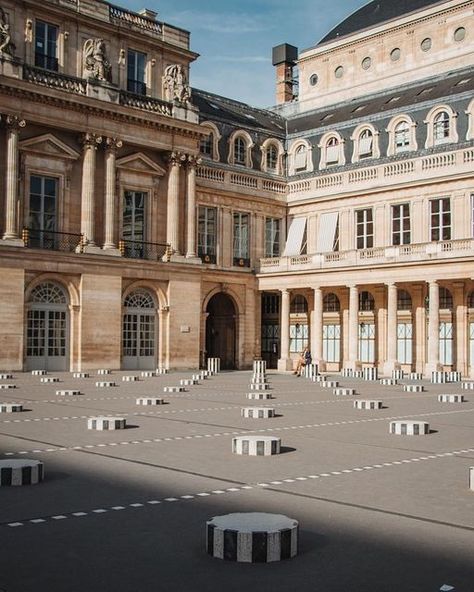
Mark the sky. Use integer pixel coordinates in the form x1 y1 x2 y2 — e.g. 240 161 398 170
119 0 367 107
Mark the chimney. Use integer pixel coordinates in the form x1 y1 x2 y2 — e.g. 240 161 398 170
272 44 298 105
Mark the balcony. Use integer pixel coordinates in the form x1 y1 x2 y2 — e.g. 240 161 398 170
119 90 172 117
23 65 86 95
22 228 83 253
119 239 170 261
258 238 474 274
196 165 287 199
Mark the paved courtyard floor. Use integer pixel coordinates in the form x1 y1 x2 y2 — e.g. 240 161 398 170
0 369 473 592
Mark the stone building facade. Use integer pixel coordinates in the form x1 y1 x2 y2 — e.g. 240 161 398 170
0 0 473 377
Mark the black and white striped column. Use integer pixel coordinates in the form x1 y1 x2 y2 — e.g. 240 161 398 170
95 381 116 387
0 383 16 389
31 370 47 376
163 386 185 393
207 358 220 374
404 385 424 393
241 407 276 419
56 390 81 396
341 368 353 377
447 371 462 383
87 417 126 430
380 378 397 386
409 372 423 381
354 400 382 410
304 364 318 379
0 373 13 379
461 382 474 390
247 392 273 400
431 371 447 384
363 367 378 381
136 397 165 406
97 369 111 375
0 403 23 413
122 375 139 382
73 372 89 378
157 368 169 375
321 380 338 388
253 360 266 374
250 383 270 391
0 459 44 486
390 420 430 435
438 394 464 403
232 436 280 456
334 388 356 396
40 376 59 383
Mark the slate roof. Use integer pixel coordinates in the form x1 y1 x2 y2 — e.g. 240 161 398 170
319 0 444 45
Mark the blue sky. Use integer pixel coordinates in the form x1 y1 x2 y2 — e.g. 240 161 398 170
120 0 366 107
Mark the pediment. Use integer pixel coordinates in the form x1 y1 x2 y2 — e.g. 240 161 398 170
116 153 166 176
19 134 80 160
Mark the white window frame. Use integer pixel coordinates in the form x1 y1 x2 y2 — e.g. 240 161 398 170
439 321 453 365
430 198 451 242
391 203 411 246
356 208 374 250
261 138 284 175
386 115 417 156
319 132 345 169
323 323 341 363
351 124 380 162
228 130 254 168
358 322 375 363
424 105 458 148
397 322 413 364
265 217 281 258
199 122 221 162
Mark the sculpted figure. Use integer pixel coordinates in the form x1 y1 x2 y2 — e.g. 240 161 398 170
83 38 111 82
0 7 15 56
163 64 191 105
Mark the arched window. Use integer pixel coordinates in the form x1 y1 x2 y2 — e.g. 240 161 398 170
358 129 373 159
394 121 410 153
294 145 307 172
434 111 450 144
123 289 157 370
359 291 375 312
290 294 308 314
30 282 67 305
468 291 474 308
200 133 213 158
326 137 340 166
234 136 246 165
397 289 412 311
266 144 278 171
124 290 155 309
439 287 453 310
323 293 340 312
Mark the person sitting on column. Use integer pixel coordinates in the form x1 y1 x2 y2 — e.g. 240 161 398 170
294 346 311 376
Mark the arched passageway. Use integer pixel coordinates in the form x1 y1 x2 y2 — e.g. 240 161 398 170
206 293 236 370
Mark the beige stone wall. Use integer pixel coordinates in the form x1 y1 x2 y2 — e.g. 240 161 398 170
0 268 24 370
167 276 201 369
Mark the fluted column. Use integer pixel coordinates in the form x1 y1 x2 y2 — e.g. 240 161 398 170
426 280 441 374
383 283 399 375
166 152 185 255
3 115 26 243
346 284 359 370
311 286 325 371
80 133 102 249
103 137 122 253
185 155 200 260
278 289 292 371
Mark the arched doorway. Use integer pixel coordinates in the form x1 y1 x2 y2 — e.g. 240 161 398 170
122 290 157 370
26 282 69 371
206 293 236 370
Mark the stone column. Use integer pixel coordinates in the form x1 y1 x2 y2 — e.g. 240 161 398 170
278 289 292 371
3 116 26 244
426 280 441 374
103 137 122 255
166 152 185 258
311 286 325 371
383 283 399 375
346 284 359 371
413 285 425 374
453 282 467 377
80 133 102 252
185 155 201 262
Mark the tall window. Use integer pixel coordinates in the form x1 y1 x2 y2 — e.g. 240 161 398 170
323 324 341 363
392 204 411 246
265 218 280 258
434 111 450 144
359 129 373 159
200 134 213 158
439 287 453 310
323 293 340 312
266 145 278 171
439 322 453 365
234 137 246 166
290 323 308 353
397 290 412 311
430 198 451 241
123 191 146 245
29 175 58 248
198 206 217 263
356 209 373 249
394 121 410 153
358 323 375 362
35 21 59 71
127 49 147 95
326 137 340 166
294 145 307 172
397 323 413 364
290 295 308 314
233 212 249 266
262 293 280 315
359 291 375 312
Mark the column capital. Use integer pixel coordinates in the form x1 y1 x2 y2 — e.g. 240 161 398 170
80 132 102 149
105 137 123 152
186 154 202 168
428 279 438 286
6 115 26 131
280 288 290 295
385 281 397 288
168 151 187 167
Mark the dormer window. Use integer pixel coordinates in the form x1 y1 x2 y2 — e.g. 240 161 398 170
294 145 307 172
228 131 254 168
266 144 278 171
395 122 410 152
326 137 340 166
359 130 373 159
434 111 450 144
234 137 246 165
425 105 458 148
200 135 213 158
35 21 59 71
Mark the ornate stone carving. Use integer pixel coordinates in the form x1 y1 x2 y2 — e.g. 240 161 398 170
6 115 26 130
80 132 102 149
0 7 15 56
186 154 202 168
105 137 123 152
162 64 191 105
83 39 112 82
168 151 186 167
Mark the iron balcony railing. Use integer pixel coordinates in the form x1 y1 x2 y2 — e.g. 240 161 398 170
22 228 83 253
119 239 171 261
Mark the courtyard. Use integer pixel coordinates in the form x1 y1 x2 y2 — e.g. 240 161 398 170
0 369 473 591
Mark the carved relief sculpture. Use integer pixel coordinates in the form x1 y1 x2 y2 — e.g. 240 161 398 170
0 7 15 56
83 38 112 82
162 64 191 105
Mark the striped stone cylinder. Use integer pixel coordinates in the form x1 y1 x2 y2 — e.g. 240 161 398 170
247 392 273 400
122 375 139 382
207 357 221 374
409 372 423 381
180 379 197 386
431 371 447 384
363 367 378 381
56 390 81 396
95 381 116 388
390 420 430 435
341 368 353 377
206 513 298 563
0 459 44 486
31 370 47 376
303 363 319 379
250 383 270 391
333 388 356 396
353 370 364 378
156 368 169 375
313 375 327 383
232 436 281 456
404 384 424 393
392 370 404 380
201 370 212 378
0 383 16 389
461 382 474 390
163 386 185 393
321 380 338 388
191 374 202 382
40 376 59 383
447 371 462 383
136 397 165 406
251 375 268 384
438 394 464 403
470 467 474 491
0 403 23 413
380 378 397 386
241 407 276 419
253 360 267 374
73 372 89 378
0 373 13 379
87 416 126 431
141 371 155 378
354 400 383 410
97 369 111 375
